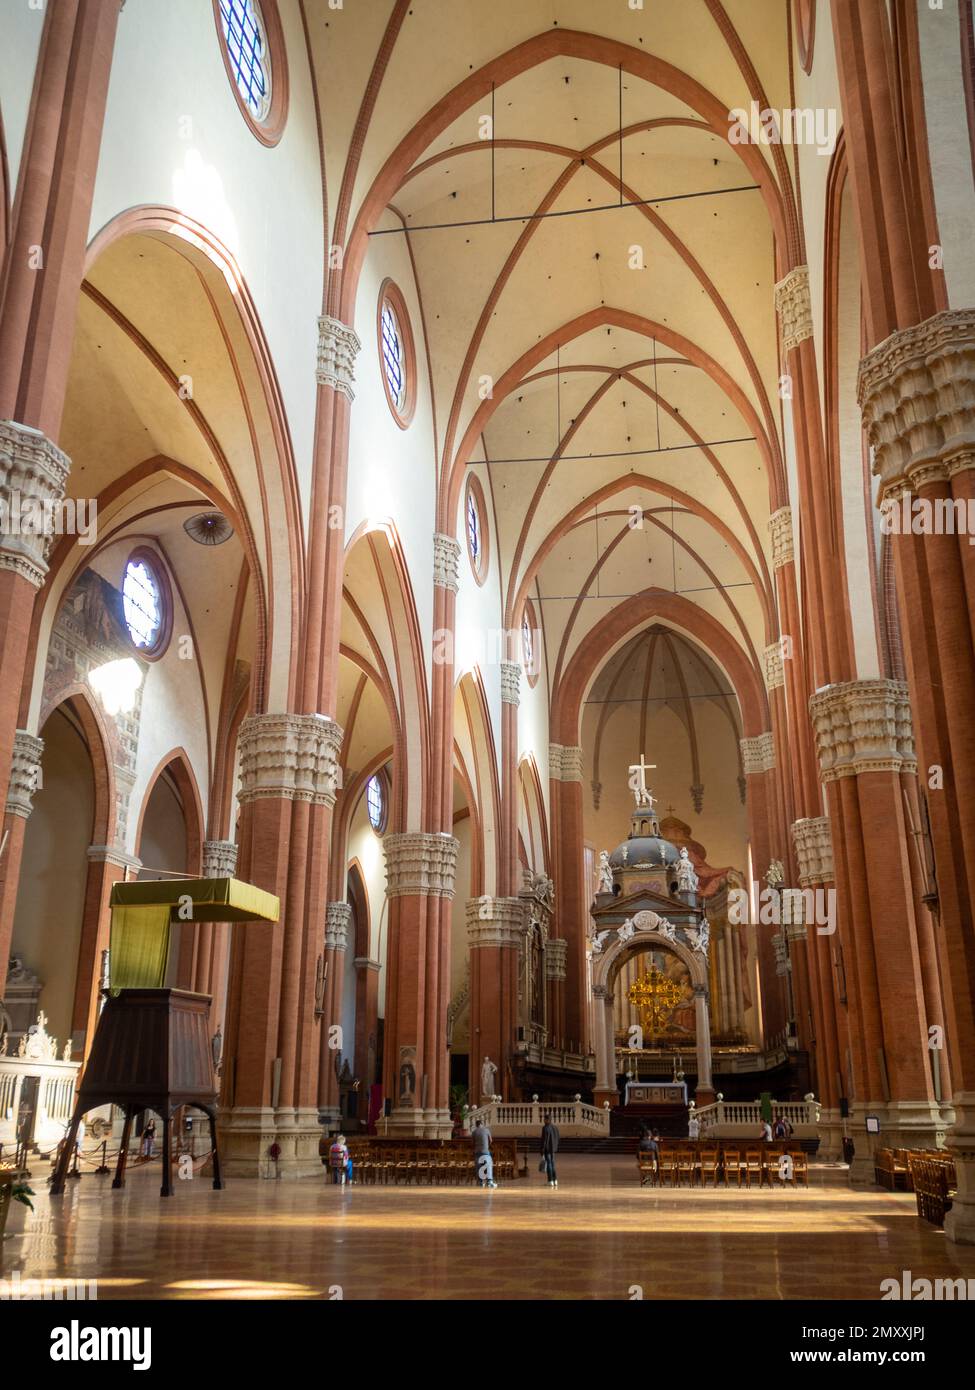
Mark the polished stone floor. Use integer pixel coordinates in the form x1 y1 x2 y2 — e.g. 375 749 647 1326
4 1156 974 1300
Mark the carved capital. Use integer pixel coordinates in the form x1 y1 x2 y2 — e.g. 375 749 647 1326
466 896 526 948
774 265 813 354
740 732 775 776
500 661 521 706
237 713 344 807
768 506 794 569
763 642 785 690
433 533 461 592
791 816 834 886
202 839 238 878
87 844 141 872
549 743 583 782
809 679 916 781
771 932 791 975
325 901 352 953
5 731 44 818
316 316 361 400
858 309 975 499
0 421 72 587
383 831 460 898
545 937 568 980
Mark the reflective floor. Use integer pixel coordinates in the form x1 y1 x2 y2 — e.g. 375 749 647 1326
4 1156 974 1300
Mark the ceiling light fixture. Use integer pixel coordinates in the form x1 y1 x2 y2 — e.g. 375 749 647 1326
183 512 234 546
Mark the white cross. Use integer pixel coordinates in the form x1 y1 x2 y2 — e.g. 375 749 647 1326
628 754 657 808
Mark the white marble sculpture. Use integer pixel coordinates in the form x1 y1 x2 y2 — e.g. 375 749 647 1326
480 1055 498 1099
597 850 613 893
676 846 700 894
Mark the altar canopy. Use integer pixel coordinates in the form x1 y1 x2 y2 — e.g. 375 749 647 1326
108 878 280 992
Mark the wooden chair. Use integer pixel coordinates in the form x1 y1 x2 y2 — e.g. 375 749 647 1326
789 1150 808 1187
677 1147 697 1188
722 1148 742 1187
699 1148 720 1187
637 1151 658 1186
744 1149 764 1188
657 1147 679 1186
413 1145 434 1184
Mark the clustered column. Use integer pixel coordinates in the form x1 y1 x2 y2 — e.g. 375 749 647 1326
549 742 588 1052
465 895 526 1102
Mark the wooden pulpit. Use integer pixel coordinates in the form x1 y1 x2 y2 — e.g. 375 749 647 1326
51 876 279 1199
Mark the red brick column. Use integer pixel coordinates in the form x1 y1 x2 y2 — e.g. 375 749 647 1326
219 713 342 1176
549 745 589 1052
353 955 381 1123
71 844 139 1062
740 733 789 1046
316 901 352 1124
466 896 525 1102
381 832 459 1136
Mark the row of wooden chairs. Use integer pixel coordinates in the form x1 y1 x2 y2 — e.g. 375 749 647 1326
875 1147 952 1194
344 1139 519 1185
906 1153 956 1227
638 1145 808 1188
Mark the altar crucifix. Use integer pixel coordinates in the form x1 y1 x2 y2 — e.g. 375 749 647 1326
628 754 657 808
628 965 684 1038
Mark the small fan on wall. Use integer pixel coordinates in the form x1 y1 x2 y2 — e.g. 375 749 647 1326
183 512 234 546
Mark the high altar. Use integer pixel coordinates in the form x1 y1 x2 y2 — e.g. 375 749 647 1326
589 758 741 1108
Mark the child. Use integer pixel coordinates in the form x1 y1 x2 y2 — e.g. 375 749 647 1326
329 1133 350 1185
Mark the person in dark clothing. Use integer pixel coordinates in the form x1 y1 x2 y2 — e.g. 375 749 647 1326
637 1126 659 1184
540 1113 560 1187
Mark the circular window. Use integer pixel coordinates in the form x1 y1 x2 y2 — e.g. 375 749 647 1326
522 599 540 686
122 550 172 659
377 279 416 428
213 0 288 145
464 474 489 584
366 772 387 834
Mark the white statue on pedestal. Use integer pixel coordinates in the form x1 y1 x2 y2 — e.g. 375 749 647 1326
597 850 613 894
480 1055 498 1099
676 846 700 894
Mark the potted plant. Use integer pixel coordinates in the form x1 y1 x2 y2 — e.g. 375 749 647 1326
0 1173 35 1240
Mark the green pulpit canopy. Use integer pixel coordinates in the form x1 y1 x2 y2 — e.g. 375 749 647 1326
108 877 280 992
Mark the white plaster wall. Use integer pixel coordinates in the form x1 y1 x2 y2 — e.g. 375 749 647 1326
453 461 504 764
918 0 975 309
0 0 45 197
346 798 388 1017
88 0 324 519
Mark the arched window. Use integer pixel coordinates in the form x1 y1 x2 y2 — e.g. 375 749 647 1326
377 280 416 427
122 551 171 658
366 773 387 833
213 0 288 144
464 474 489 584
218 0 271 121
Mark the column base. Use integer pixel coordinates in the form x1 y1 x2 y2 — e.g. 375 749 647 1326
815 1108 844 1161
594 1088 620 1109
217 1106 324 1178
694 1086 716 1107
377 1106 453 1139
847 1100 952 1185
944 1091 975 1246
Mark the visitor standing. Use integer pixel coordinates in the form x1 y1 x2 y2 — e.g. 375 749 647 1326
540 1113 560 1188
141 1117 156 1160
688 1113 700 1140
329 1133 350 1185
472 1119 497 1187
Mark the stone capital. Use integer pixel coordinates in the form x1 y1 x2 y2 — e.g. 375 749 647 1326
740 731 776 776
549 743 583 782
858 309 975 499
763 642 785 690
768 506 794 569
500 661 521 706
237 712 343 808
353 957 381 973
791 816 834 886
383 831 460 899
316 316 361 400
87 844 141 872
466 896 525 948
771 932 791 975
202 839 238 878
0 421 72 587
6 730 44 818
809 679 916 781
325 901 352 952
774 265 813 354
433 533 461 592
545 937 568 980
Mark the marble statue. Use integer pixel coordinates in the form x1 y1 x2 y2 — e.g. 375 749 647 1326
676 846 700 894
212 1025 223 1070
617 919 635 943
687 919 710 955
597 850 613 894
591 930 612 955
480 1055 498 1099
62 1039 72 1061
766 858 785 889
